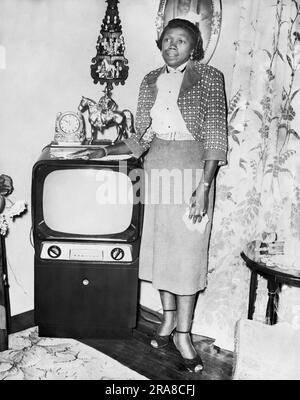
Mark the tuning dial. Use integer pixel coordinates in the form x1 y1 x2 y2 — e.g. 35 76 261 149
47 245 61 259
111 247 125 261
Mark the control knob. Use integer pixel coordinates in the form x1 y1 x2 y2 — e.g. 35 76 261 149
47 245 61 258
111 247 125 261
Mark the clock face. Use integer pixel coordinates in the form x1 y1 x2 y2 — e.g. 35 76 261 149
59 113 80 134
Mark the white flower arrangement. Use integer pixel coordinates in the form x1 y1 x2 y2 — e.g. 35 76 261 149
0 214 9 236
0 174 27 237
6 199 27 219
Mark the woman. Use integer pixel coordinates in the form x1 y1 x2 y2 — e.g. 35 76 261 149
74 18 227 373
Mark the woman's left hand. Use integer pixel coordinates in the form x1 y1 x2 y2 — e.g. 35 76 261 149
189 184 209 224
69 148 106 160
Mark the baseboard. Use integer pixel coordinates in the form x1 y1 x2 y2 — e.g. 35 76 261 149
139 304 162 325
9 310 35 334
8 307 158 334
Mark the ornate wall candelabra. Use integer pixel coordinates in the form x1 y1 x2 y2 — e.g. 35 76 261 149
90 0 129 96
86 0 133 143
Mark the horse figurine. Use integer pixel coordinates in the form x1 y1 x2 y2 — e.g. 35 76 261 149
78 95 134 144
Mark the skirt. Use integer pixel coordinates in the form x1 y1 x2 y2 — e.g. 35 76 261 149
139 137 215 295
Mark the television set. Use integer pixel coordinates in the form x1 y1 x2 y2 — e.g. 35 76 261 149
32 144 144 338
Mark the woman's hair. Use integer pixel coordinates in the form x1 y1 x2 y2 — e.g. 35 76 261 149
156 18 204 61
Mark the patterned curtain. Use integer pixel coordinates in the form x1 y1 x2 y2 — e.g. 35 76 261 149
192 0 300 350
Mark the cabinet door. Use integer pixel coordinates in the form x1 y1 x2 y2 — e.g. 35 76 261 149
35 259 139 332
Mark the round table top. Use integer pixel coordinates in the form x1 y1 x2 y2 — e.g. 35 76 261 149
241 250 300 286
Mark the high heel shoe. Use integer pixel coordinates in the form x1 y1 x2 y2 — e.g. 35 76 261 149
150 309 176 349
172 330 204 373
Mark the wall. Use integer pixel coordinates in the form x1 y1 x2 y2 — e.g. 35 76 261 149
0 0 239 316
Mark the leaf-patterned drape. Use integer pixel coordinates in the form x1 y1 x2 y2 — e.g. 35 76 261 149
192 0 300 351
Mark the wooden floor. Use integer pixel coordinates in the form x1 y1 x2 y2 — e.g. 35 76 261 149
81 307 234 380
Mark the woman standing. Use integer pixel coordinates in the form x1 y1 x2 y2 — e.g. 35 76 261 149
75 18 227 373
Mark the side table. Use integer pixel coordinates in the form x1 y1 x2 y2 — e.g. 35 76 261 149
241 251 300 325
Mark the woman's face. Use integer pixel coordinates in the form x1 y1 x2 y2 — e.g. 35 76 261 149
161 27 194 69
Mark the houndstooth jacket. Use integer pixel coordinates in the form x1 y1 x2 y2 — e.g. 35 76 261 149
124 60 228 165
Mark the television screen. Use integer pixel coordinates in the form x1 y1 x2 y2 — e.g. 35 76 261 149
42 169 134 235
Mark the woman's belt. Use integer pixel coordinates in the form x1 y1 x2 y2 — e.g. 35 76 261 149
155 131 194 141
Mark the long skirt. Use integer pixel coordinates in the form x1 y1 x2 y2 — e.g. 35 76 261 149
139 137 215 295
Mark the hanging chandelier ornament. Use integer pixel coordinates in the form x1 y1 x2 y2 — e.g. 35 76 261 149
90 0 129 95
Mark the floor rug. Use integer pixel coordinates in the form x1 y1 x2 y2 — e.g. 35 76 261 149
0 327 147 380
233 319 300 380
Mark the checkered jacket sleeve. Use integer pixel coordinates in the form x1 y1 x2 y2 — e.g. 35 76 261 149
124 76 155 159
202 69 228 166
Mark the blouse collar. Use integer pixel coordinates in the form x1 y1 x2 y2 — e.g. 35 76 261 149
166 60 189 74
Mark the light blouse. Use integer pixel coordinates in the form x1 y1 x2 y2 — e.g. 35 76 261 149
150 62 193 140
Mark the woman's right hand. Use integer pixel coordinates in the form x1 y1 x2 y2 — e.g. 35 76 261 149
70 147 107 160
